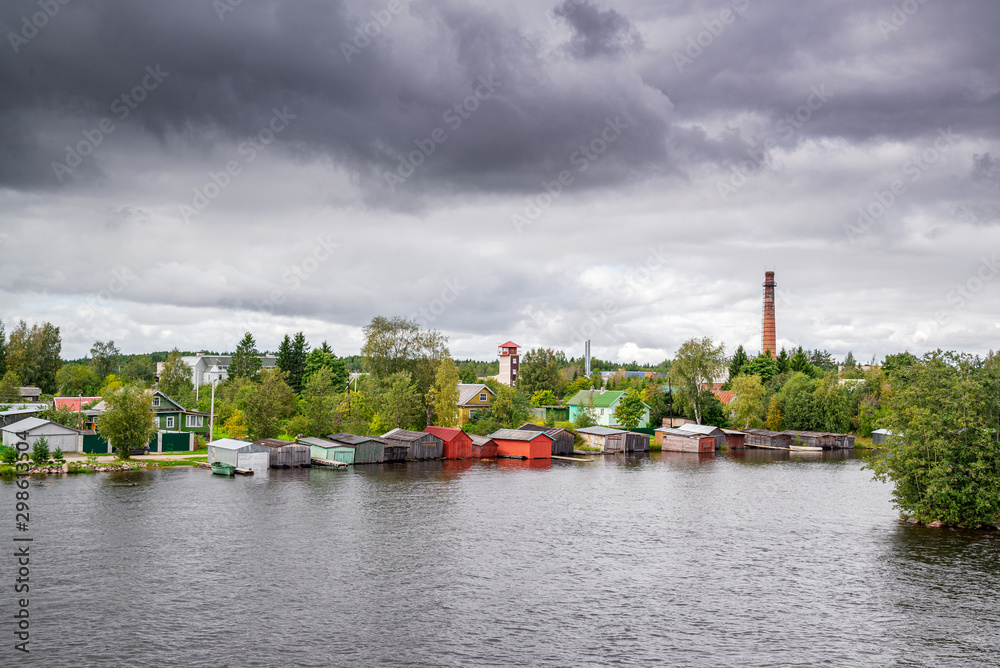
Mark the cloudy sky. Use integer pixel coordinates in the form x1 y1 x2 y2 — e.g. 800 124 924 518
2 0 998 364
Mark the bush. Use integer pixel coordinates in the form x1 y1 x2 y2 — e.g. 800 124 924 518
0 445 17 464
31 437 51 466
53 447 64 461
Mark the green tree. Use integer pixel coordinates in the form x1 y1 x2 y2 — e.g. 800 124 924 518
643 384 673 428
745 353 780 385
842 350 857 369
5 320 61 394
301 367 341 437
728 345 750 381
0 369 21 402
0 319 6 378
518 348 565 396
241 369 296 440
275 334 293 380
89 340 121 381
729 374 767 429
31 436 51 466
779 372 816 430
764 395 783 431
882 351 919 374
812 371 853 433
120 354 155 383
429 358 461 427
613 389 647 430
776 347 789 374
286 332 310 393
303 341 348 389
97 385 158 460
672 337 726 425
530 389 558 407
788 346 810 373
866 351 1000 526
159 349 193 400
230 333 263 381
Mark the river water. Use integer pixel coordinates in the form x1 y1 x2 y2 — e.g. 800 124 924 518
6 451 1000 667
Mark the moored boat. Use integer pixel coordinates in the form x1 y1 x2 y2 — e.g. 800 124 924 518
211 461 236 476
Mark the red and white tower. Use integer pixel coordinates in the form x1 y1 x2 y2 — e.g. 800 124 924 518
497 341 520 386
762 271 777 359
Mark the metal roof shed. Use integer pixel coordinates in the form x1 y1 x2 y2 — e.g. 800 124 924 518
489 429 553 460
871 429 893 445
381 428 443 460
575 426 626 452
656 427 715 453
424 426 473 459
677 423 726 449
516 423 574 456
2 417 81 453
254 438 311 468
208 438 270 473
327 433 386 464
720 428 746 449
298 436 355 464
468 433 498 459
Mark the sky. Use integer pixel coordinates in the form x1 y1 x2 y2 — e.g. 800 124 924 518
1 0 998 364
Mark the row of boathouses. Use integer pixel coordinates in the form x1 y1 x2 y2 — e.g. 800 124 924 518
653 423 856 452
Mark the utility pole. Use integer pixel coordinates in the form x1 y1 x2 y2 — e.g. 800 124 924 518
209 379 218 442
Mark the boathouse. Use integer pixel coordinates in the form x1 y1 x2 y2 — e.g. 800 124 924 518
468 434 498 459
208 438 270 473
575 426 625 451
657 427 715 453
677 423 726 449
298 436 356 465
783 431 836 449
871 429 893 445
327 433 386 464
423 426 473 459
489 429 553 460
743 429 792 449
254 438 311 468
516 423 575 456
381 428 443 460
720 428 747 449
830 433 855 449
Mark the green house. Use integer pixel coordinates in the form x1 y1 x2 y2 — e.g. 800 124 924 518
149 390 211 437
298 436 355 464
566 390 651 428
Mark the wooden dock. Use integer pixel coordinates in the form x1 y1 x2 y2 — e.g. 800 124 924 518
311 457 349 468
745 443 789 450
234 467 255 476
552 455 593 463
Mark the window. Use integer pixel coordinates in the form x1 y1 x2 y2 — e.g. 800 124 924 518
480 393 487 402
469 408 477 418
186 415 203 428
165 416 175 429
152 397 160 407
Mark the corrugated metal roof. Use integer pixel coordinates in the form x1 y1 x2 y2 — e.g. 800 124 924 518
566 389 624 408
253 438 294 448
656 427 704 438
468 434 495 446
575 426 625 436
678 423 724 436
326 433 386 445
489 429 553 442
207 438 269 452
381 428 433 442
297 436 348 448
2 417 79 433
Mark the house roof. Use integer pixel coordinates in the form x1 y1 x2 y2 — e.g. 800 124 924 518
468 434 495 446
297 436 351 448
16 386 42 398
575 426 625 436
517 423 570 437
712 390 737 405
678 423 724 436
423 426 465 442
208 438 268 452
253 438 295 448
656 427 706 438
2 417 80 434
566 390 624 408
53 397 102 411
326 433 386 445
457 383 495 405
498 341 520 348
721 428 746 435
0 404 49 417
382 428 437 442
488 429 553 442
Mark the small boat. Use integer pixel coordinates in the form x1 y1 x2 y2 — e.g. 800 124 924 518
211 462 236 476
788 444 823 452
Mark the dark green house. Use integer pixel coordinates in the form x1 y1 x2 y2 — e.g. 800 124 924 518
150 390 211 438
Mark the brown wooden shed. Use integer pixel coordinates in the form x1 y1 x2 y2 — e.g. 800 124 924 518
720 428 746 449
657 428 715 453
743 429 792 449
254 438 311 468
516 423 574 456
381 428 443 460
468 434 498 459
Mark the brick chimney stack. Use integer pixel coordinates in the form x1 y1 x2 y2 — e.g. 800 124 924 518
762 271 777 359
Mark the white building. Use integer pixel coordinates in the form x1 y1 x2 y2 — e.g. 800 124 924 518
157 351 278 387
2 417 81 453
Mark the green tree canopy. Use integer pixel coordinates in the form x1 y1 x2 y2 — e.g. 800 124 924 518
728 344 749 381
530 389 558 407
745 353 780 385
0 369 22 402
97 385 158 460
230 332 263 381
518 348 566 396
778 372 816 430
613 389 647 430
5 320 61 394
303 341 348 390
671 337 726 425
729 374 767 429
429 358 461 427
301 366 342 437
159 349 193 401
89 340 121 380
240 369 296 440
867 351 1000 526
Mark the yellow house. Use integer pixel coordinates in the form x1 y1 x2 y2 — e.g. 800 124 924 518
457 383 496 425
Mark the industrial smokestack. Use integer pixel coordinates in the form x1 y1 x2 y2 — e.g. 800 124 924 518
762 271 776 359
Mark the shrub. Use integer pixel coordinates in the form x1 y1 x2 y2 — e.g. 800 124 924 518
0 445 17 464
31 437 51 466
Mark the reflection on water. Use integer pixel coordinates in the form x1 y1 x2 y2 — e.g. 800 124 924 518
9 451 1000 667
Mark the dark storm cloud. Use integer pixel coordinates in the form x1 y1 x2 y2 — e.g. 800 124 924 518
553 0 644 59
